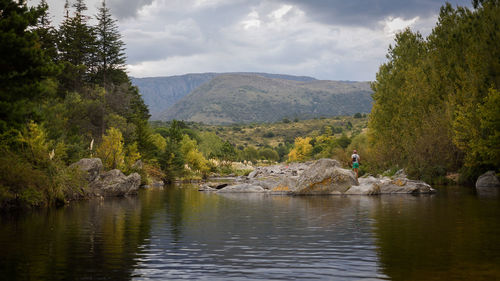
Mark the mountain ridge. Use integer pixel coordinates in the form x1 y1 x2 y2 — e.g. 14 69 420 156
131 72 317 119
159 73 373 124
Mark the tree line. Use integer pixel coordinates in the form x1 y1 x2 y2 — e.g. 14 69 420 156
0 0 154 208
367 0 499 183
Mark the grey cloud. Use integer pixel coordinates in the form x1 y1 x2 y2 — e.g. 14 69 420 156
281 0 472 27
107 0 154 19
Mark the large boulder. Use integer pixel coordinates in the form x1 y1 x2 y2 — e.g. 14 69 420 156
291 159 357 195
345 176 381 195
70 158 103 182
206 159 434 195
90 169 141 197
476 171 500 197
379 177 434 194
476 171 500 188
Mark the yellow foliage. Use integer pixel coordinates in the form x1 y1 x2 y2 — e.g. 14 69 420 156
180 134 210 175
288 137 313 162
125 142 141 170
185 150 209 173
97 127 125 170
150 133 167 153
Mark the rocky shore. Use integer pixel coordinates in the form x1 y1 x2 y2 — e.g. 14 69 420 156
70 158 141 198
200 158 435 195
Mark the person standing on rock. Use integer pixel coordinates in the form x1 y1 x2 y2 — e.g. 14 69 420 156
351 150 360 179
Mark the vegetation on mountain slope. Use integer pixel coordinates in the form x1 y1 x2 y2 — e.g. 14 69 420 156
160 74 373 124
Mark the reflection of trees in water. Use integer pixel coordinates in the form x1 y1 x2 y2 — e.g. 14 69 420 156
0 189 168 280
372 193 500 280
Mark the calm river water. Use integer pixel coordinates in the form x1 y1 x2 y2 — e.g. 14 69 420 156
1 184 499 280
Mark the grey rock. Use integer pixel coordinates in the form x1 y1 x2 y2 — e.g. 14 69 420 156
217 184 266 193
247 170 258 178
132 160 143 170
379 177 435 194
90 170 141 197
198 184 216 192
200 159 435 196
145 180 164 188
476 171 500 188
206 183 229 189
345 176 381 195
292 158 357 195
394 169 407 178
70 158 103 182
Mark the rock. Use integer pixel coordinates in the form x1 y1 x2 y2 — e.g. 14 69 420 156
380 178 435 194
217 184 267 193
476 171 500 188
394 169 407 178
247 170 258 178
345 176 381 195
198 184 216 192
132 160 143 170
90 170 141 197
199 159 435 196
206 183 229 189
144 180 164 188
70 158 103 182
292 158 357 195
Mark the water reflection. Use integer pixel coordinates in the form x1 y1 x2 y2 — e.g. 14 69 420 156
372 187 500 280
0 192 163 281
1 185 499 280
132 189 388 280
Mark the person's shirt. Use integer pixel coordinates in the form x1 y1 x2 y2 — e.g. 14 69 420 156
351 153 360 163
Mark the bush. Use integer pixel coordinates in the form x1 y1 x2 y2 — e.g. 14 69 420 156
263 131 275 138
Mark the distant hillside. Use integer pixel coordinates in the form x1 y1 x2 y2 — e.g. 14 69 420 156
131 72 316 119
160 74 373 124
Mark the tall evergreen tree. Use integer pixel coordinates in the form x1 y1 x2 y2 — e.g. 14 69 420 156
0 0 54 132
57 0 96 91
35 0 58 62
94 0 126 86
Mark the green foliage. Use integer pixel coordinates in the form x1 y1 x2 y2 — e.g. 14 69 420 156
93 0 126 85
263 131 275 138
150 133 167 154
161 74 373 124
258 147 279 162
369 1 500 182
0 122 87 208
219 141 237 163
0 0 56 132
57 0 96 91
0 0 155 208
198 131 224 158
242 146 259 163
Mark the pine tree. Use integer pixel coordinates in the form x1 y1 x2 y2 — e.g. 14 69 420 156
57 0 97 91
94 0 126 86
0 0 54 132
35 0 58 62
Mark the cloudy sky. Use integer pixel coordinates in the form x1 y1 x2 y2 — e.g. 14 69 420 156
33 0 472 81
